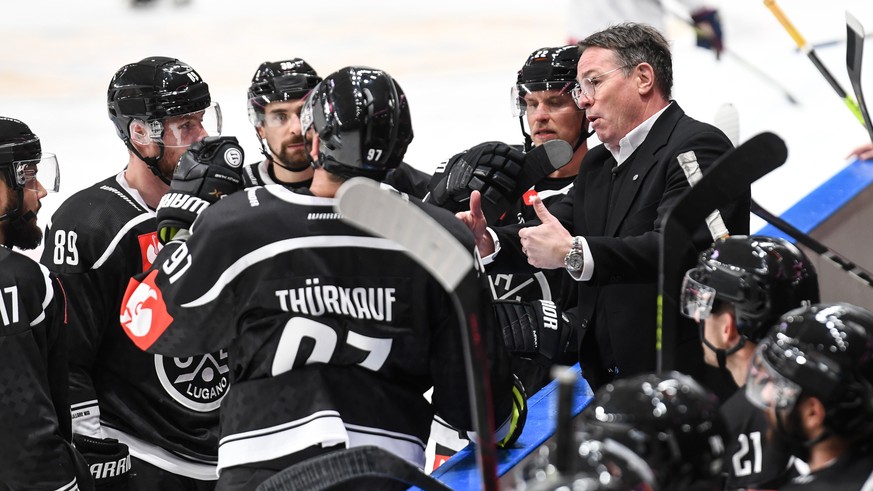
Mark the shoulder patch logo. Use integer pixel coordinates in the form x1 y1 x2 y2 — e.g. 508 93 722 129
522 189 539 206
120 270 173 351
155 350 230 412
138 232 162 271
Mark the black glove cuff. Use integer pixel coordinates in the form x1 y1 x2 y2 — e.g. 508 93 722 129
72 434 131 489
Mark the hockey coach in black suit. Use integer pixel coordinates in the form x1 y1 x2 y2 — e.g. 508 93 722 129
458 23 751 391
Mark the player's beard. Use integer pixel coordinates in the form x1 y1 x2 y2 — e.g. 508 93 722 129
3 194 42 250
270 135 311 171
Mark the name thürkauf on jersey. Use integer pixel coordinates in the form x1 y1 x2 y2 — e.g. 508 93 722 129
275 277 396 322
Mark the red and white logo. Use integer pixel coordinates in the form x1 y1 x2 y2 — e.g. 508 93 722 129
120 271 173 350
522 189 539 206
138 232 162 270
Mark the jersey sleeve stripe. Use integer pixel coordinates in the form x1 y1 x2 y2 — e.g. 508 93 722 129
91 213 152 270
181 235 405 308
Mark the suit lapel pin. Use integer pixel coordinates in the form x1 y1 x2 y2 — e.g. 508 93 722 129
633 174 639 181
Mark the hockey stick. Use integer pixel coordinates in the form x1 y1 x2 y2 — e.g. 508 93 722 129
846 12 873 145
256 446 451 491
712 102 873 289
335 178 499 491
490 139 574 223
763 0 865 125
804 32 873 51
657 132 787 372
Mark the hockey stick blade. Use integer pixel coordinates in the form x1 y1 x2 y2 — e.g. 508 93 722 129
335 177 500 491
846 12 873 145
481 139 573 224
256 445 451 491
657 132 787 372
751 199 873 289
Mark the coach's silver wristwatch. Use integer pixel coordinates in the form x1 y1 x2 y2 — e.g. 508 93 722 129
564 236 584 273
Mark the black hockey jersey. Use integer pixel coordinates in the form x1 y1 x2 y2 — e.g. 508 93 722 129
720 387 795 490
241 160 312 189
242 158 430 199
0 247 88 490
780 446 873 490
119 183 515 472
40 173 223 480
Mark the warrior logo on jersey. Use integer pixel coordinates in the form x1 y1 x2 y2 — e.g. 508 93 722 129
155 350 230 412
120 270 173 350
137 232 162 271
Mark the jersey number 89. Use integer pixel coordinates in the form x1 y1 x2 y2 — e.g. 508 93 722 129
53 230 80 266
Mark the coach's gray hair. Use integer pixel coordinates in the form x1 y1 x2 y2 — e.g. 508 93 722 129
578 23 673 99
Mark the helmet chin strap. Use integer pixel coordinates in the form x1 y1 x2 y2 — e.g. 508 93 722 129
698 322 746 370
774 406 829 463
128 139 171 185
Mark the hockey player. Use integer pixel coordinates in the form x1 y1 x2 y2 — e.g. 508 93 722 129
244 58 321 188
118 66 526 489
41 57 225 488
681 235 819 489
244 58 431 197
575 371 728 491
424 45 591 470
0 117 97 489
746 302 873 489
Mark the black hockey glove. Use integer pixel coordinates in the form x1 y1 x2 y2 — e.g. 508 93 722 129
493 299 573 367
157 136 245 244
425 141 524 215
72 434 131 490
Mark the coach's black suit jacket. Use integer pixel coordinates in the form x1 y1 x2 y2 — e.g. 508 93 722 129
491 102 750 389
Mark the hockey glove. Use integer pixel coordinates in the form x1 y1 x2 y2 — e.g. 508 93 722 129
157 136 245 244
494 299 573 367
425 141 524 215
497 374 528 448
691 7 724 59
72 434 131 490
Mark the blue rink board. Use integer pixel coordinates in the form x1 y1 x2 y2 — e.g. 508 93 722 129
414 363 594 491
757 157 873 237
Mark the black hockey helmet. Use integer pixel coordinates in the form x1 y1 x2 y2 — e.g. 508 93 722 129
682 235 820 343
247 58 321 126
577 371 727 491
514 45 580 100
746 302 873 440
301 66 413 180
107 57 221 178
511 46 589 151
0 117 59 222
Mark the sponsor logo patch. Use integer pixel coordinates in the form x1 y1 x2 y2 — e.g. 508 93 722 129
138 232 161 270
119 271 173 350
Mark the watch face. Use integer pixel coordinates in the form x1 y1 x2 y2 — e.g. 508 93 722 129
565 252 583 272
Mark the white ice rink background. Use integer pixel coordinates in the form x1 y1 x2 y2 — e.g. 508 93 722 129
2 0 873 260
